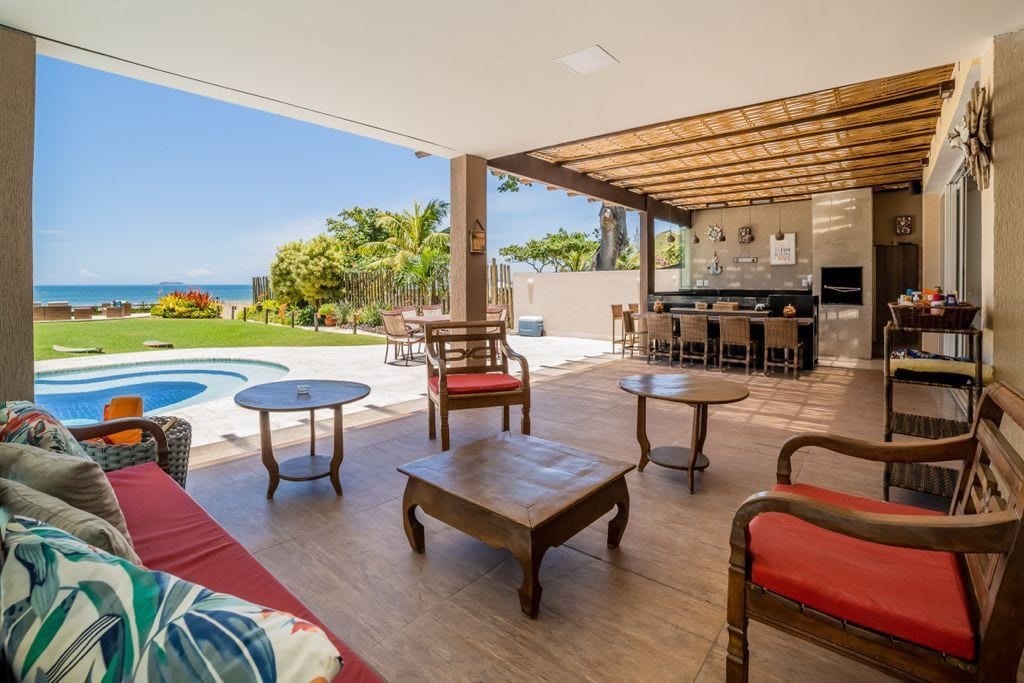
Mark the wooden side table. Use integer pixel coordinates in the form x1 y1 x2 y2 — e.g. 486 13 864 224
618 374 749 493
234 379 370 498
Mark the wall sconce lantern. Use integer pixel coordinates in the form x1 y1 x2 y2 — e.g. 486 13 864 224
470 219 487 253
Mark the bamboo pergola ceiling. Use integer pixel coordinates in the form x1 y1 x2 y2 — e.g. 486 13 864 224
528 65 953 209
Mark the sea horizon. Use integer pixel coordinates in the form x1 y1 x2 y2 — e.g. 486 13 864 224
34 283 252 307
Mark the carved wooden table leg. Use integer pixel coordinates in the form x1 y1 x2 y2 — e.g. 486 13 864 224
514 536 547 618
687 404 709 494
402 481 425 553
259 411 280 499
636 396 651 471
330 406 344 495
607 480 630 547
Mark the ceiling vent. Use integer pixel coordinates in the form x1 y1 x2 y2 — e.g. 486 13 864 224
555 45 619 76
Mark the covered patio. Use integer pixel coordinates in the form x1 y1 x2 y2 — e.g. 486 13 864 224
3 1 1024 681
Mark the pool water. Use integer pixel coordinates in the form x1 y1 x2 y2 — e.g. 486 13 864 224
35 360 288 425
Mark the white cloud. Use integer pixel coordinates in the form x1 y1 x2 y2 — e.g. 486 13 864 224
35 228 68 236
186 267 213 278
79 268 97 279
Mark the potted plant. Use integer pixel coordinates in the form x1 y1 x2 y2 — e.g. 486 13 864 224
318 302 337 327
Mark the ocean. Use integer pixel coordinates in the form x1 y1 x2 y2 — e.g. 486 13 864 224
33 284 253 307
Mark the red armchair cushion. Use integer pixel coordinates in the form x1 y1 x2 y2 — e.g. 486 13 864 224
749 483 974 661
107 463 378 682
428 373 522 395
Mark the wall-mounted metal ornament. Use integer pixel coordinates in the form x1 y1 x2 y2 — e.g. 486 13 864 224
948 81 992 190
895 215 913 235
733 256 758 264
706 225 725 242
707 251 723 276
470 219 487 253
738 226 754 244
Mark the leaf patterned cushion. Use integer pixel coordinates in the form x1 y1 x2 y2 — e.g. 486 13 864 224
0 401 87 458
0 515 342 681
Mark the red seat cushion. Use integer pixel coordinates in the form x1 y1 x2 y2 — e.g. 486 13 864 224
106 463 378 682
749 483 974 661
428 373 522 395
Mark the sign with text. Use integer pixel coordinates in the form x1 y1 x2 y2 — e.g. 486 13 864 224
770 233 796 266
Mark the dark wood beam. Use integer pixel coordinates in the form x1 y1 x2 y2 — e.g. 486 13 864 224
635 148 928 193
671 171 920 207
639 209 654 299
596 133 933 184
558 90 942 168
651 160 923 200
575 113 938 176
487 152 689 225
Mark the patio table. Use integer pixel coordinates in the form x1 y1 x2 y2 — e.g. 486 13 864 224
403 313 451 327
234 379 370 498
618 373 748 493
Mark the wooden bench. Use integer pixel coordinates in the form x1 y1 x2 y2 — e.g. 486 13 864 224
727 382 1024 681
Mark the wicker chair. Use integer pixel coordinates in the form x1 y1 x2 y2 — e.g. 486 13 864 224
763 318 802 379
424 320 530 450
719 316 755 374
419 304 444 319
69 415 192 487
383 310 423 365
646 313 675 366
621 310 642 358
610 304 625 354
679 315 716 370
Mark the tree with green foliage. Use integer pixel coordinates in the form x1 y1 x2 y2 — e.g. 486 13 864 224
325 206 392 265
296 234 347 306
269 240 306 305
499 228 599 272
358 199 451 301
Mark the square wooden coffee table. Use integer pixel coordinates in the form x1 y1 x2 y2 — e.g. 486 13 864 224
398 432 633 617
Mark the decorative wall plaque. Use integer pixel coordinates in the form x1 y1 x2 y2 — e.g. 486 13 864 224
895 215 913 235
770 233 796 266
738 226 754 244
733 256 758 264
706 225 725 242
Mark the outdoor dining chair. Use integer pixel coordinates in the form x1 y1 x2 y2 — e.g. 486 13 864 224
382 310 423 366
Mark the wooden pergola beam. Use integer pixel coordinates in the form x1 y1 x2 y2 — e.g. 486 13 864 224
487 152 690 225
558 90 942 169
579 113 937 176
670 171 920 207
595 132 933 184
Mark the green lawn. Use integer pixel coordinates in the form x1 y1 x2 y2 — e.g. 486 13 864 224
35 317 384 361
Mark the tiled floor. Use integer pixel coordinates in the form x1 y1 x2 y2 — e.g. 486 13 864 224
186 358 959 681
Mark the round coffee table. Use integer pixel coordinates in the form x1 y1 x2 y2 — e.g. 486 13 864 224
618 374 749 493
234 379 370 498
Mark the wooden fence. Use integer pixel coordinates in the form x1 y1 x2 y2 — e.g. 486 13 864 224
251 259 513 319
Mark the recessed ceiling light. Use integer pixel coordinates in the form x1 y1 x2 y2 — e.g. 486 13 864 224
555 45 619 76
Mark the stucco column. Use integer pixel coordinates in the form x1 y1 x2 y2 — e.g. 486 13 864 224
0 27 35 401
449 155 488 321
639 207 654 306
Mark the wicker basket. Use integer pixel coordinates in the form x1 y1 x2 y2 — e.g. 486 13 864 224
79 415 192 488
888 303 978 330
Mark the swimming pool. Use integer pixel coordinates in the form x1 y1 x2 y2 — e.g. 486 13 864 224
35 359 288 425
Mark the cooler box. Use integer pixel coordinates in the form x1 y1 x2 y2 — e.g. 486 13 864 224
518 316 544 337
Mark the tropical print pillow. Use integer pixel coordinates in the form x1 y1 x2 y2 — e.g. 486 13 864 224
0 401 87 458
0 515 342 681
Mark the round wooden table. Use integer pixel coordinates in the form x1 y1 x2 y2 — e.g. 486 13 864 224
234 379 370 498
618 374 749 493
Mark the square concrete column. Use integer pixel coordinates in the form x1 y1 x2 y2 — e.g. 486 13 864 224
450 155 488 321
639 208 654 305
0 27 36 401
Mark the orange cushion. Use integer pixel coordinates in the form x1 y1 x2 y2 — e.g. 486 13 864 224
749 483 974 660
428 373 522 395
101 396 143 444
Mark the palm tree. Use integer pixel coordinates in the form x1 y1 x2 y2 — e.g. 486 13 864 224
360 199 451 303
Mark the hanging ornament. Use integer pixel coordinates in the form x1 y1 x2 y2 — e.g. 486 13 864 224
707 251 723 276
706 225 724 242
775 228 785 241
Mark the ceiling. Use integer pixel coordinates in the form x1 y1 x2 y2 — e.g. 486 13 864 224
528 64 953 208
1 1 1021 163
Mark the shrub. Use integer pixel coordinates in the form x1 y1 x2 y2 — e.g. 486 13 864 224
334 301 354 325
318 302 336 318
152 289 222 319
295 305 315 327
356 302 384 327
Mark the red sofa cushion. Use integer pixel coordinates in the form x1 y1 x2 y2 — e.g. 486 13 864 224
428 373 522 395
107 463 378 682
748 483 975 661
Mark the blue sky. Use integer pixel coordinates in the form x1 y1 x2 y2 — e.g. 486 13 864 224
33 56 638 285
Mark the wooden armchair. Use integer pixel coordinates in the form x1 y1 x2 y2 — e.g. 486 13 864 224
424 320 530 451
727 382 1024 682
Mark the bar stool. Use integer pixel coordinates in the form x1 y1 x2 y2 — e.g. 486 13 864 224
763 318 802 379
679 315 717 370
645 313 675 366
622 310 641 358
611 304 625 354
719 316 755 374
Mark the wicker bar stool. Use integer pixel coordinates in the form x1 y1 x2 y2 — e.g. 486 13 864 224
621 310 641 358
763 317 802 379
679 315 716 370
611 304 625 354
627 303 639 313
719 316 755 374
646 313 676 366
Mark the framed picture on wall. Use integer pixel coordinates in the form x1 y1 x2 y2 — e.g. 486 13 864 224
770 233 796 266
895 215 913 235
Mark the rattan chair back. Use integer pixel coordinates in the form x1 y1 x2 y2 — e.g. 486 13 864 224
627 303 639 313
647 314 674 344
679 315 710 344
383 311 414 338
720 316 751 345
622 310 636 335
764 318 798 349
611 304 624 320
